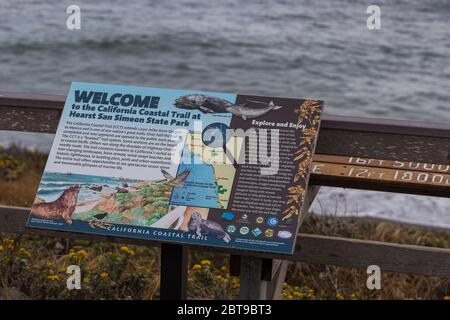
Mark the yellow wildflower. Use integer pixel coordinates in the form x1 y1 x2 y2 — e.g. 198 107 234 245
120 246 135 256
83 277 90 284
19 248 32 257
192 264 201 271
100 272 109 279
200 260 211 266
47 275 59 282
77 249 88 258
443 296 450 300
0 245 3 252
336 293 344 300
287 295 293 300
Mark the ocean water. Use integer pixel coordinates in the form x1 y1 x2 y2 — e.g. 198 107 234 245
0 0 449 227
37 172 137 203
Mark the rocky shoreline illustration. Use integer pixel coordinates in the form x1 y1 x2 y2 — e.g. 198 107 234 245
73 181 172 227
30 176 173 228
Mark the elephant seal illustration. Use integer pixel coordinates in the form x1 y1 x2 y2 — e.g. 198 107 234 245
31 184 80 225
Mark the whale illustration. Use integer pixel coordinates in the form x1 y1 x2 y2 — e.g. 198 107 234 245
173 94 282 120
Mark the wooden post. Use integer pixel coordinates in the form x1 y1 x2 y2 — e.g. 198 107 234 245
160 243 187 300
239 256 270 299
268 260 289 299
236 185 319 300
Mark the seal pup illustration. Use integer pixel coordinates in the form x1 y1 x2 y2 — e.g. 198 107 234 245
160 169 191 188
174 94 282 120
187 212 231 243
30 184 81 225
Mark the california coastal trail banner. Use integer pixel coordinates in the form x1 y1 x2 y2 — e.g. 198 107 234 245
26 82 324 254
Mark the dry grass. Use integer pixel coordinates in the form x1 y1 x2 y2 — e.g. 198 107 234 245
286 215 450 300
0 145 47 207
1 216 449 300
0 172 42 207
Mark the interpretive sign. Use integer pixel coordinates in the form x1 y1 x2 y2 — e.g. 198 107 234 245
27 82 323 254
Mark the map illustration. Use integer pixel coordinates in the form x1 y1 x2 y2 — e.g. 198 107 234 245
170 132 243 209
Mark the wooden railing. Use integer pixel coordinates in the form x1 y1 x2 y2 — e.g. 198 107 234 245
1 92 449 299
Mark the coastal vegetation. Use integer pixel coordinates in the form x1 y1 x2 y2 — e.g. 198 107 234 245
0 145 449 300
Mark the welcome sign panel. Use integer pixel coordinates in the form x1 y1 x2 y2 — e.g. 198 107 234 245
26 82 323 254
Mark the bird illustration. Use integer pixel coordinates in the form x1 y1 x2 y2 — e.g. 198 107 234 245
160 169 191 188
92 212 108 220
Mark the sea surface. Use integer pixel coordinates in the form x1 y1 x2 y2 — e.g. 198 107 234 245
37 172 136 203
1 0 449 227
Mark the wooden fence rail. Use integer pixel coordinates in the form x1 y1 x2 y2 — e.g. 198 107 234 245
2 91 450 197
1 92 450 299
1 205 450 279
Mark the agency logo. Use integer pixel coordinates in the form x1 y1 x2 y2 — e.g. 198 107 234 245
277 230 292 239
256 217 264 224
267 216 279 227
252 228 262 237
238 214 249 223
239 226 250 235
226 225 237 233
221 212 234 221
265 229 274 238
